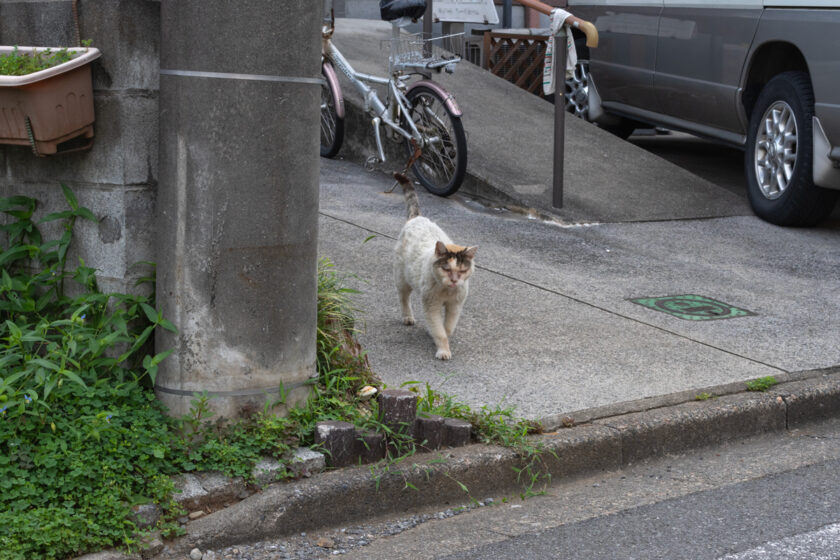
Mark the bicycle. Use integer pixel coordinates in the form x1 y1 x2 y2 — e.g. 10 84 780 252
319 6 468 197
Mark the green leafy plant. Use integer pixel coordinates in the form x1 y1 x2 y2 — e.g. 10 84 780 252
745 376 778 392
0 186 176 428
0 46 80 76
0 187 185 559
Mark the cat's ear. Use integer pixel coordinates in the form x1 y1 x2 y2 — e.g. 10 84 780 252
463 246 477 259
435 241 448 256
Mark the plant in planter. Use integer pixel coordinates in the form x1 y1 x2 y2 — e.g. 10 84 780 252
0 43 100 156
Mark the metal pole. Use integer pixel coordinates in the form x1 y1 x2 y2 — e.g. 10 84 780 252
424 0 433 57
503 0 512 28
424 0 433 37
552 26 566 209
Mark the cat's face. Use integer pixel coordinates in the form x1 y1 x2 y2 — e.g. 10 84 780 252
434 241 477 289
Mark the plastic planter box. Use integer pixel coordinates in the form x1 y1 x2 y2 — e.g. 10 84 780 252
0 46 101 155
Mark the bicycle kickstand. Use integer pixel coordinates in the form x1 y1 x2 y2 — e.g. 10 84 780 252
385 140 423 193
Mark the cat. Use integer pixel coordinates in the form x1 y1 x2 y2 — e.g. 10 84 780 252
392 172 477 360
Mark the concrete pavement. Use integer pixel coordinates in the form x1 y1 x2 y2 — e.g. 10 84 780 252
319 157 839 426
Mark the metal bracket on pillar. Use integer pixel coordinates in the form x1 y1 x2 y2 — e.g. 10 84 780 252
503 0 512 28
424 0 434 58
552 26 566 209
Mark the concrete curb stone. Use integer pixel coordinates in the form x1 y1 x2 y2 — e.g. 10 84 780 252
770 372 840 427
595 391 787 464
155 372 840 557
76 371 840 559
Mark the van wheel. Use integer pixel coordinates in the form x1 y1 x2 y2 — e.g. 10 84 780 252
565 38 591 120
745 71 838 226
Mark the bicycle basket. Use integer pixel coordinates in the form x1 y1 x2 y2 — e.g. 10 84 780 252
381 32 464 73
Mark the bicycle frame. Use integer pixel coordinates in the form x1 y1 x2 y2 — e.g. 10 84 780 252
321 21 462 166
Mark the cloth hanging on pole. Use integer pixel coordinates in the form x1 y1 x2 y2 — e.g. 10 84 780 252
542 8 577 95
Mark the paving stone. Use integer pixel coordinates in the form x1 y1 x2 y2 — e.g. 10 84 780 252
196 471 245 505
414 413 444 450
141 535 164 559
378 389 418 436
131 503 161 529
252 457 284 486
315 421 357 467
355 428 386 463
172 473 208 510
287 447 326 477
443 418 472 447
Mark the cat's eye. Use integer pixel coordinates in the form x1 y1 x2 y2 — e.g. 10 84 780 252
441 264 450 271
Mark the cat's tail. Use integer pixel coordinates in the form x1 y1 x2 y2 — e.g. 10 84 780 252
394 172 421 220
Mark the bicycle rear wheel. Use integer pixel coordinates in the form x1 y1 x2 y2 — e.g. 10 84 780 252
320 62 344 158
404 85 467 197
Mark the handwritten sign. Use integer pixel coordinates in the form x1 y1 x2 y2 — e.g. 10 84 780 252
433 0 499 24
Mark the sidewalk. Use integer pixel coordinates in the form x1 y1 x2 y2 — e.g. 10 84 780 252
319 158 839 427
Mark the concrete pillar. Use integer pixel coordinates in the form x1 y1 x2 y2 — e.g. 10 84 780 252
155 1 321 419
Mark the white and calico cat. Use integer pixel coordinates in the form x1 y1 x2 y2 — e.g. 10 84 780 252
393 172 477 360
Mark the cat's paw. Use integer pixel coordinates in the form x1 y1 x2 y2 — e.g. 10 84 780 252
403 316 416 326
435 348 452 360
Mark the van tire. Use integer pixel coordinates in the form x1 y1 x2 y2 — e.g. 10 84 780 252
745 71 838 226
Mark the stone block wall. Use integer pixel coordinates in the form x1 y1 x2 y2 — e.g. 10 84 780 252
0 0 160 294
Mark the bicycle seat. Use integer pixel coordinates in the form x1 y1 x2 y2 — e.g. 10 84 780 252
380 0 426 21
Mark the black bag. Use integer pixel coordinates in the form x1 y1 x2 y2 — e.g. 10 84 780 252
380 0 426 22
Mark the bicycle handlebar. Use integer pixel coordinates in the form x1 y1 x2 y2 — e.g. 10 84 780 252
514 0 599 48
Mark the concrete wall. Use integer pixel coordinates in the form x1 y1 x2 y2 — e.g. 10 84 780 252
0 0 160 295
2 1 321 421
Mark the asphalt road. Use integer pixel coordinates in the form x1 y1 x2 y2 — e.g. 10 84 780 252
342 418 840 560
629 130 840 225
444 458 840 559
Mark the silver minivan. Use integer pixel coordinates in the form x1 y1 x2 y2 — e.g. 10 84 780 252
566 0 840 226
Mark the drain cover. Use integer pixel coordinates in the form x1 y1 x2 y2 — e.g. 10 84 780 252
630 294 755 321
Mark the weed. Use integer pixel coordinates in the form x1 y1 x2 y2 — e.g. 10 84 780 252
0 188 185 559
745 376 778 392
409 380 553 499
695 392 713 401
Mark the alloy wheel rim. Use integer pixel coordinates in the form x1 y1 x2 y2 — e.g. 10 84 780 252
565 60 590 119
754 101 798 200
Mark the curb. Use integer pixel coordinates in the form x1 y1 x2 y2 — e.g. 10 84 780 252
143 369 840 557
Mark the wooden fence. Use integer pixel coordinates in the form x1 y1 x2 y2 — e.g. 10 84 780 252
482 31 550 98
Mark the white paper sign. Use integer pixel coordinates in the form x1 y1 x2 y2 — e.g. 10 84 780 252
433 0 500 24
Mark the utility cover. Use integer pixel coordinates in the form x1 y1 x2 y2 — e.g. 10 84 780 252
630 294 755 321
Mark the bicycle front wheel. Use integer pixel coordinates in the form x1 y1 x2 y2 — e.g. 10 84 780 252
404 85 467 197
320 62 344 158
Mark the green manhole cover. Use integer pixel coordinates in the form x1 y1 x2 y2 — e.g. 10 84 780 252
630 294 755 321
